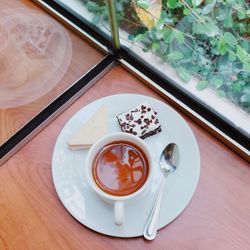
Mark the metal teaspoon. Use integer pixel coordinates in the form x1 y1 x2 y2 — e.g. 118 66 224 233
143 143 179 240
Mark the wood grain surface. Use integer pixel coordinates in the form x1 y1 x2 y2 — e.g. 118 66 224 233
1 66 250 250
0 0 104 145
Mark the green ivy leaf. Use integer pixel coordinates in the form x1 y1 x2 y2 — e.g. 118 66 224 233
228 51 236 61
231 81 243 93
223 15 233 28
218 38 227 56
211 75 224 88
91 15 100 25
237 11 246 20
98 5 108 20
217 89 226 97
86 1 99 11
196 80 209 90
158 41 168 56
175 31 185 44
152 42 160 52
148 30 157 41
156 19 165 30
243 62 250 73
128 34 135 41
223 32 238 47
241 40 250 52
167 0 179 9
167 51 183 60
238 23 247 34
176 66 191 82
215 5 228 21
237 46 250 64
183 8 191 15
192 21 219 37
162 28 174 43
192 0 202 8
240 93 250 107
202 0 216 15
134 33 146 42
137 0 150 9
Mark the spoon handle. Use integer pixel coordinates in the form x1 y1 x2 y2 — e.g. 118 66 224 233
143 177 167 240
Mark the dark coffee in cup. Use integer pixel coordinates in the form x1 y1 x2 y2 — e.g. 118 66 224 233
92 140 149 196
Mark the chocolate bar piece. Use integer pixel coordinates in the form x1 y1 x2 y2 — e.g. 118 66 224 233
117 102 162 139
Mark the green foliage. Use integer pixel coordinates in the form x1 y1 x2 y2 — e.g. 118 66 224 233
167 0 180 9
192 0 203 8
202 0 216 15
83 0 250 112
192 20 219 37
223 32 238 47
86 1 99 12
196 80 209 90
168 51 184 60
218 38 226 55
176 31 185 44
223 15 233 28
176 66 192 82
136 0 150 9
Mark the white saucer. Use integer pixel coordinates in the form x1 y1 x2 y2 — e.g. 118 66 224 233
52 94 200 237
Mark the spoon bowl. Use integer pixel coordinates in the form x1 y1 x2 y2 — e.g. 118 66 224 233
160 143 179 175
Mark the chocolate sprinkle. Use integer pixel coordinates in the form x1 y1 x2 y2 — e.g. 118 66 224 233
116 102 162 139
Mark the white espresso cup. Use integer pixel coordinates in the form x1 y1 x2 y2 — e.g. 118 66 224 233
85 132 153 225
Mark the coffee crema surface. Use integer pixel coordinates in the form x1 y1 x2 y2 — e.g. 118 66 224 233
92 141 149 196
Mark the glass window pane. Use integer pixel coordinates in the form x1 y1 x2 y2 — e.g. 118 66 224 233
55 0 112 41
113 0 250 135
0 1 105 145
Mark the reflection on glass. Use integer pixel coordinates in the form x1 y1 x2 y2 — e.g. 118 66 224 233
63 0 250 134
0 3 104 145
0 9 72 108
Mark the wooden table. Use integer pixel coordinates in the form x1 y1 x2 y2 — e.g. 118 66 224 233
1 2 250 250
1 65 250 249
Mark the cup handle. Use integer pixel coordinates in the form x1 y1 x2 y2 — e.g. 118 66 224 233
114 201 124 225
